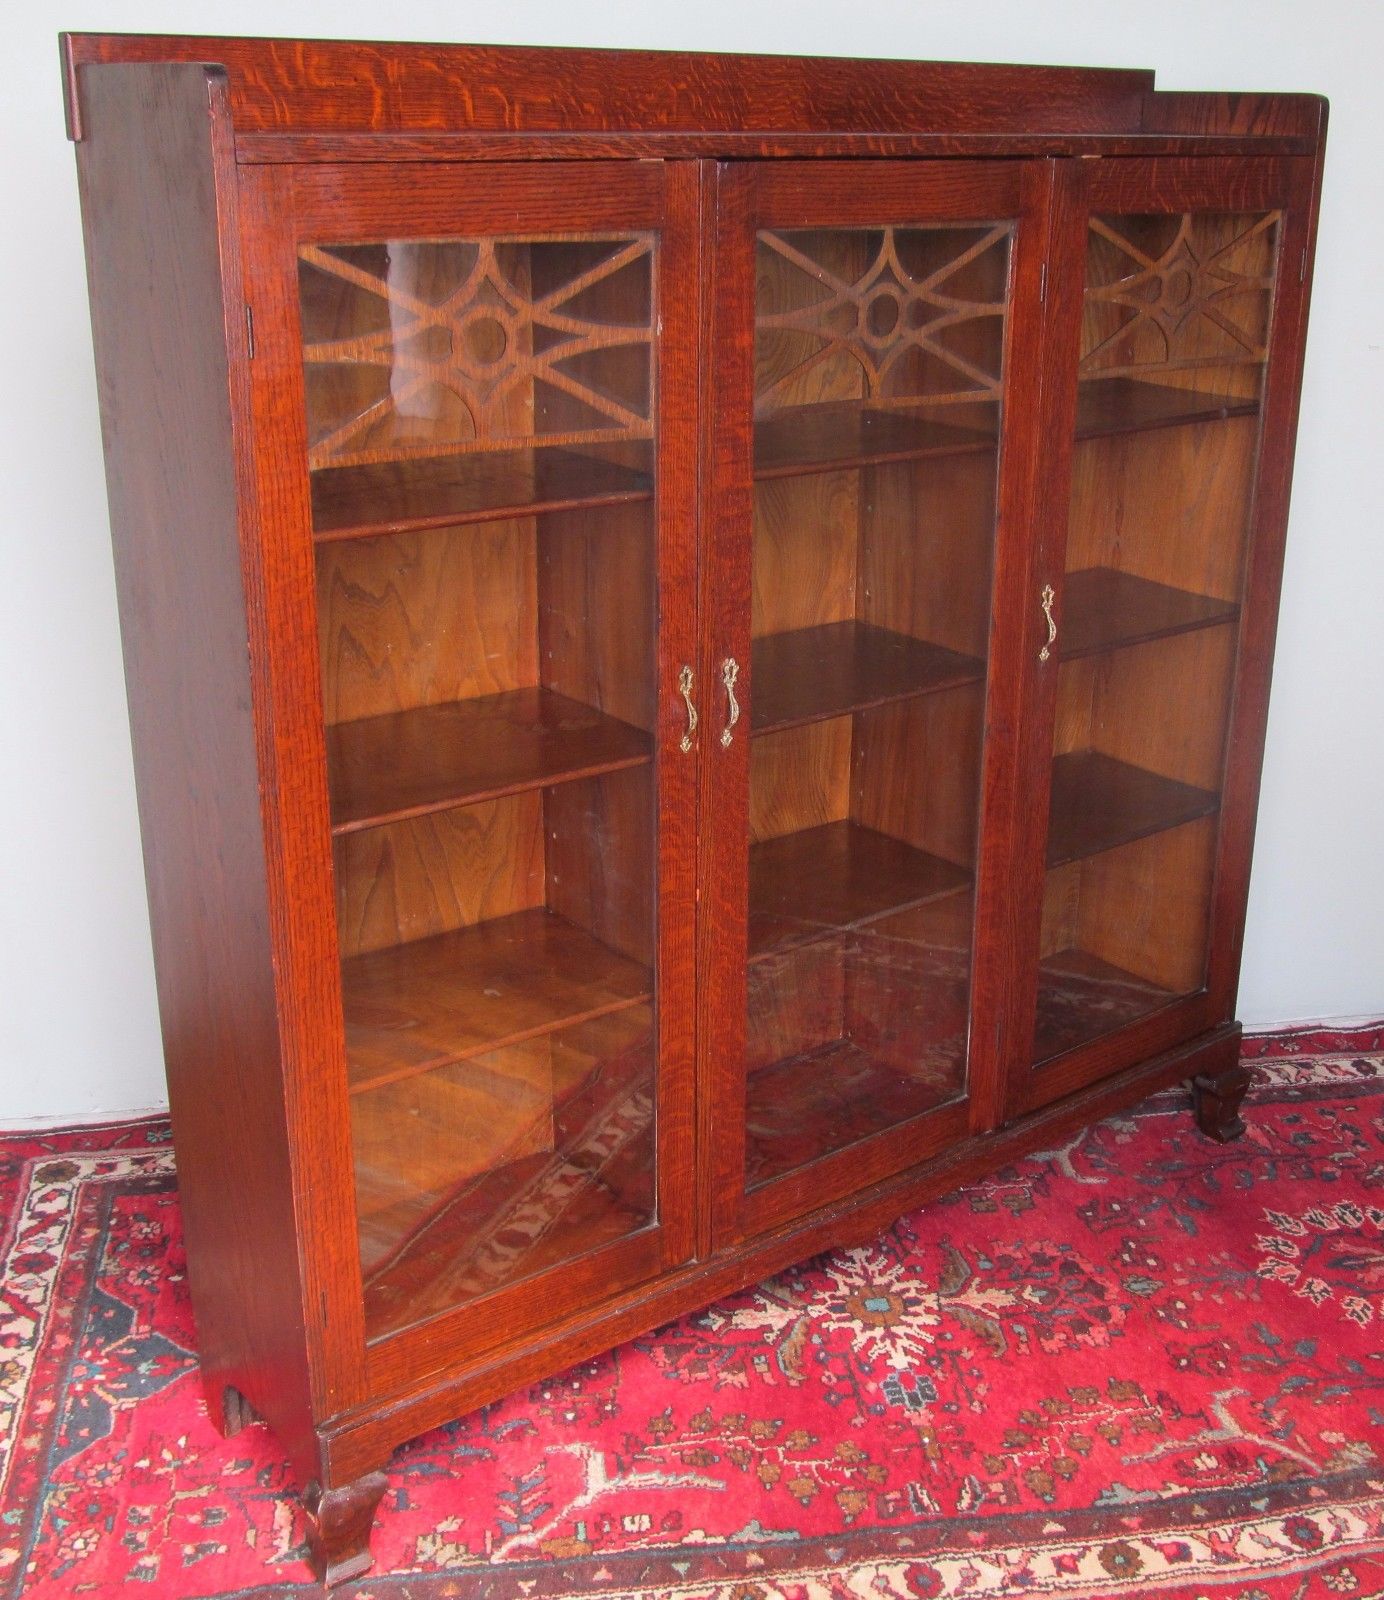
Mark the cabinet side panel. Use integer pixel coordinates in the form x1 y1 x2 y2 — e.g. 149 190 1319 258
74 62 318 1473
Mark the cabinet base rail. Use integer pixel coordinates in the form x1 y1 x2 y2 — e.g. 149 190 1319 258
218 1024 1241 1586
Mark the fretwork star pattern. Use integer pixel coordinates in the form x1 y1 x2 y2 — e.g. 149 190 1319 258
1081 211 1279 379
754 225 1010 415
299 235 655 470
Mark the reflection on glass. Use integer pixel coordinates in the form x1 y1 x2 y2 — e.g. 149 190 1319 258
1033 212 1279 1061
744 224 1011 1187
298 235 660 1338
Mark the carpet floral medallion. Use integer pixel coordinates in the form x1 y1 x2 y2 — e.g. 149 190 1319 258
1 1024 1381 1598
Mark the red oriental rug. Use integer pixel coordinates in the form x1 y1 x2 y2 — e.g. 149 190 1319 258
1 1023 1382 1599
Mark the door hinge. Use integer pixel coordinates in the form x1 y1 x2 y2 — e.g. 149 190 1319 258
244 302 255 360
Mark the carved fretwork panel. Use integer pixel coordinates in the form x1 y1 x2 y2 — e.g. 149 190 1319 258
1080 212 1280 389
299 236 655 469
754 225 1011 416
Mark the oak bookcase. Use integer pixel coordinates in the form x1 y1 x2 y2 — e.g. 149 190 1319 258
62 32 1325 1584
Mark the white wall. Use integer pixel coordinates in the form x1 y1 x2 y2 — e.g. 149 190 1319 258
1 0 1379 1121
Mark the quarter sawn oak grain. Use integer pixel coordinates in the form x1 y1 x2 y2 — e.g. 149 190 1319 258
65 33 1324 1587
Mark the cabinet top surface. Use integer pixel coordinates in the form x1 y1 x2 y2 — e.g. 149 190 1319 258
61 32 1326 156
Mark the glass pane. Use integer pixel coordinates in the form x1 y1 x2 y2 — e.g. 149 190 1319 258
299 234 660 1339
1034 211 1279 1061
745 222 1010 1187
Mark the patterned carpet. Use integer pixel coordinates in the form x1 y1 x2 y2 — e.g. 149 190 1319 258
1 1024 1381 1598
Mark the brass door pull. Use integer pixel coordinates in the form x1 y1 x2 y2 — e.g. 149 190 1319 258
678 665 698 753
720 657 741 747
1039 584 1057 662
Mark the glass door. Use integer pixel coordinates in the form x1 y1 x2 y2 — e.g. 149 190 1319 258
705 161 1047 1243
1014 157 1316 1111
283 163 698 1350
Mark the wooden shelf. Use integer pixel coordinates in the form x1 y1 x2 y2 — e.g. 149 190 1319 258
1061 568 1239 660
1046 751 1218 868
754 402 996 479
1034 947 1176 1062
310 443 654 541
750 820 970 959
751 378 1256 482
1075 377 1259 438
745 1038 964 1190
342 907 652 1095
327 686 651 834
751 620 983 735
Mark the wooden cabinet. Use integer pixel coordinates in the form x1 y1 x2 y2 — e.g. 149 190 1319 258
63 33 1325 1585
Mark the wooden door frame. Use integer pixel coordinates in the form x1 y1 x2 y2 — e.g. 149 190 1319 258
700 158 1052 1248
1003 154 1319 1118
239 157 703 1404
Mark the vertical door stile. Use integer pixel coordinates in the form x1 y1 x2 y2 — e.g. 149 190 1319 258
991 158 1090 1121
692 158 723 1261
703 162 757 1249
1204 163 1316 1007
652 157 703 1272
967 157 1071 1135
237 159 371 1413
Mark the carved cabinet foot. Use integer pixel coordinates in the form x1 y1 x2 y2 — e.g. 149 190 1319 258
222 1386 258 1437
1192 1063 1252 1142
203 1379 259 1438
303 1472 389 1588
